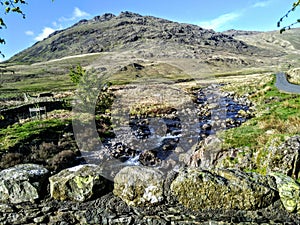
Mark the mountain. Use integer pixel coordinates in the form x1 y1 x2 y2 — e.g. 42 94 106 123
222 29 262 37
8 11 272 64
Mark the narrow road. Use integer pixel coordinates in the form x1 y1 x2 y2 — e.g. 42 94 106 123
276 72 300 94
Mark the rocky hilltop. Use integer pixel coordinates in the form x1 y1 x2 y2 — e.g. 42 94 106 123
8 11 272 64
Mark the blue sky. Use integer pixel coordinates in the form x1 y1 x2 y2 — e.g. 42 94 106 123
1 0 299 60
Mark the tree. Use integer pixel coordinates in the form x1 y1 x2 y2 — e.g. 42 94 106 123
277 0 300 33
0 0 27 56
0 0 53 57
69 64 86 85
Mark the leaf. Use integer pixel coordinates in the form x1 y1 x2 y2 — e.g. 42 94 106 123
0 18 6 28
0 38 6 44
280 28 286 34
5 7 10 13
12 7 22 14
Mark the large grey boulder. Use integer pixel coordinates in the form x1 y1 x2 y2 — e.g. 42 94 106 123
49 164 109 202
0 164 49 204
113 166 164 206
170 168 278 210
270 172 300 213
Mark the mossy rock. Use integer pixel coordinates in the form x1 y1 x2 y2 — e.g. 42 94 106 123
170 168 278 211
49 164 109 202
270 172 300 213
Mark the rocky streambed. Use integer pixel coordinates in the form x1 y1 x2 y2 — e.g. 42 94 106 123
97 84 254 169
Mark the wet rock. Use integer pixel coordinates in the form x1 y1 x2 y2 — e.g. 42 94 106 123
109 142 137 162
0 164 49 204
139 150 161 166
49 164 109 202
113 166 164 206
170 168 278 211
270 172 300 213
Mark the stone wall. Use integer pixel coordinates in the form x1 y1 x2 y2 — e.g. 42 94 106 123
0 100 70 128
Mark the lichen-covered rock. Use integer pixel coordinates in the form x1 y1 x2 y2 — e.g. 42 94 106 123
287 67 300 85
49 164 108 202
270 172 300 213
0 164 49 204
113 166 164 206
170 168 278 211
268 136 300 179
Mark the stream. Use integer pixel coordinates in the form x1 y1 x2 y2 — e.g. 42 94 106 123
99 85 252 167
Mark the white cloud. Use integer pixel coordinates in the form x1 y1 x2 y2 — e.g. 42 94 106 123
198 12 241 31
73 7 89 18
59 7 90 22
25 30 34 36
35 27 55 41
252 1 271 8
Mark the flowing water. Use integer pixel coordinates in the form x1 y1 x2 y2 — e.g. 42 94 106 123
99 87 251 166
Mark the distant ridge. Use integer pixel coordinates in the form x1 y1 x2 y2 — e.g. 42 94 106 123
7 11 268 64
222 29 262 37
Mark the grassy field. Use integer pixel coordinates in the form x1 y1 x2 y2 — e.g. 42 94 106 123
219 74 300 174
0 116 71 152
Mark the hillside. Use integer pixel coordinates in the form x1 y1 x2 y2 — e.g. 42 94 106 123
8 11 273 64
1 11 300 102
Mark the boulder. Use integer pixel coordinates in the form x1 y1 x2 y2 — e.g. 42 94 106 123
270 172 300 213
113 166 164 206
170 168 278 211
0 164 49 204
287 67 300 85
49 164 109 202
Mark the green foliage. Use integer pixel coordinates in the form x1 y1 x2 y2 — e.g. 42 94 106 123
221 76 300 150
278 0 300 33
69 64 86 85
0 118 70 152
0 0 27 56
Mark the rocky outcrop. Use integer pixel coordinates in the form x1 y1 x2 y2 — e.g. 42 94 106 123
268 135 300 179
287 67 300 85
49 164 110 202
113 166 164 206
270 172 300 213
8 11 266 64
0 164 48 204
222 29 262 37
170 168 279 211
